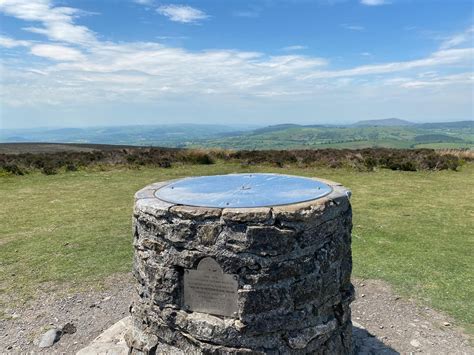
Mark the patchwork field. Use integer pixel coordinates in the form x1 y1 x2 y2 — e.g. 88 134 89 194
0 162 473 335
2 121 472 150
192 124 474 150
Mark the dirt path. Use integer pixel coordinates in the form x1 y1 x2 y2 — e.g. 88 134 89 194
351 279 472 354
0 274 471 354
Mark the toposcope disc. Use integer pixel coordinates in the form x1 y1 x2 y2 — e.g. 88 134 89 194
154 173 332 208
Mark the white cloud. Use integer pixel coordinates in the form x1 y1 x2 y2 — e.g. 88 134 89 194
440 26 474 50
303 48 474 79
157 5 208 23
0 0 472 119
341 24 364 31
156 35 188 40
133 0 154 5
392 72 473 89
360 0 388 6
0 0 96 45
282 45 308 51
30 44 84 61
0 35 30 48
1 41 471 108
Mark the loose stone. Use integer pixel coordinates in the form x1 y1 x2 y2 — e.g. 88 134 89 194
38 328 61 348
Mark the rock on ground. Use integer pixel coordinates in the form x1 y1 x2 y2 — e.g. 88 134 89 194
38 328 61 348
77 317 130 355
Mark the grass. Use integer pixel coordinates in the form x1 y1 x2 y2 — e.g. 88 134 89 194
0 162 473 334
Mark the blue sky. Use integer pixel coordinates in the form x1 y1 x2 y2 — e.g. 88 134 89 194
0 0 473 129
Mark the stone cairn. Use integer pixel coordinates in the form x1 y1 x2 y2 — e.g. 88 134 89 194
127 176 354 354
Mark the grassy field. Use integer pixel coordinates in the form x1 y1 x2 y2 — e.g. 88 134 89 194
1 162 473 334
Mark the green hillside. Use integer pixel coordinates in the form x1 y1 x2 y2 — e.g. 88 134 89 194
192 124 473 150
2 121 472 150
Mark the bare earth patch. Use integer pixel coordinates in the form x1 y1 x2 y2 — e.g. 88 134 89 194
351 279 472 354
0 274 471 354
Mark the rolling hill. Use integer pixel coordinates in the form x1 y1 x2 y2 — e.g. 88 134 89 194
1 121 472 150
193 121 473 150
352 118 415 127
0 124 256 147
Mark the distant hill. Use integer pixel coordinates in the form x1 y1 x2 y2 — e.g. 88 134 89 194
352 118 415 127
0 124 255 146
416 121 473 129
192 120 472 150
1 121 472 150
250 124 302 135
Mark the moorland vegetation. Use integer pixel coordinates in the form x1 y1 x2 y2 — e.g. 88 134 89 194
0 147 470 176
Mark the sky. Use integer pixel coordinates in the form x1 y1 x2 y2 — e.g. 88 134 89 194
0 0 473 129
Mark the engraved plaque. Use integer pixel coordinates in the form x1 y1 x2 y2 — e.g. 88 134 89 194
184 257 238 318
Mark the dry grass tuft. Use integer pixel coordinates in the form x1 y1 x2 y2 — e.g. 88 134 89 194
437 149 474 161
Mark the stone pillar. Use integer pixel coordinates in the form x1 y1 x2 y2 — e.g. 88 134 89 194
127 176 354 354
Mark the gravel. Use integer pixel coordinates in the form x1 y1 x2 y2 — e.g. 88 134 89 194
0 274 472 354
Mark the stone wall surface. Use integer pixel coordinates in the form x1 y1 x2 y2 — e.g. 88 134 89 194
127 178 354 354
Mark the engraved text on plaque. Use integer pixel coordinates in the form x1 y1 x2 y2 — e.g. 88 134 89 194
183 257 238 318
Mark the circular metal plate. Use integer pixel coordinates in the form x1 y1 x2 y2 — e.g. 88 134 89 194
154 173 332 208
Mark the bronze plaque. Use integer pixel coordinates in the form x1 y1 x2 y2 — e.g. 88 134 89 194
183 257 238 318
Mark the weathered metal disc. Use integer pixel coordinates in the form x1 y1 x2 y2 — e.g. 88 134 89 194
154 173 332 208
